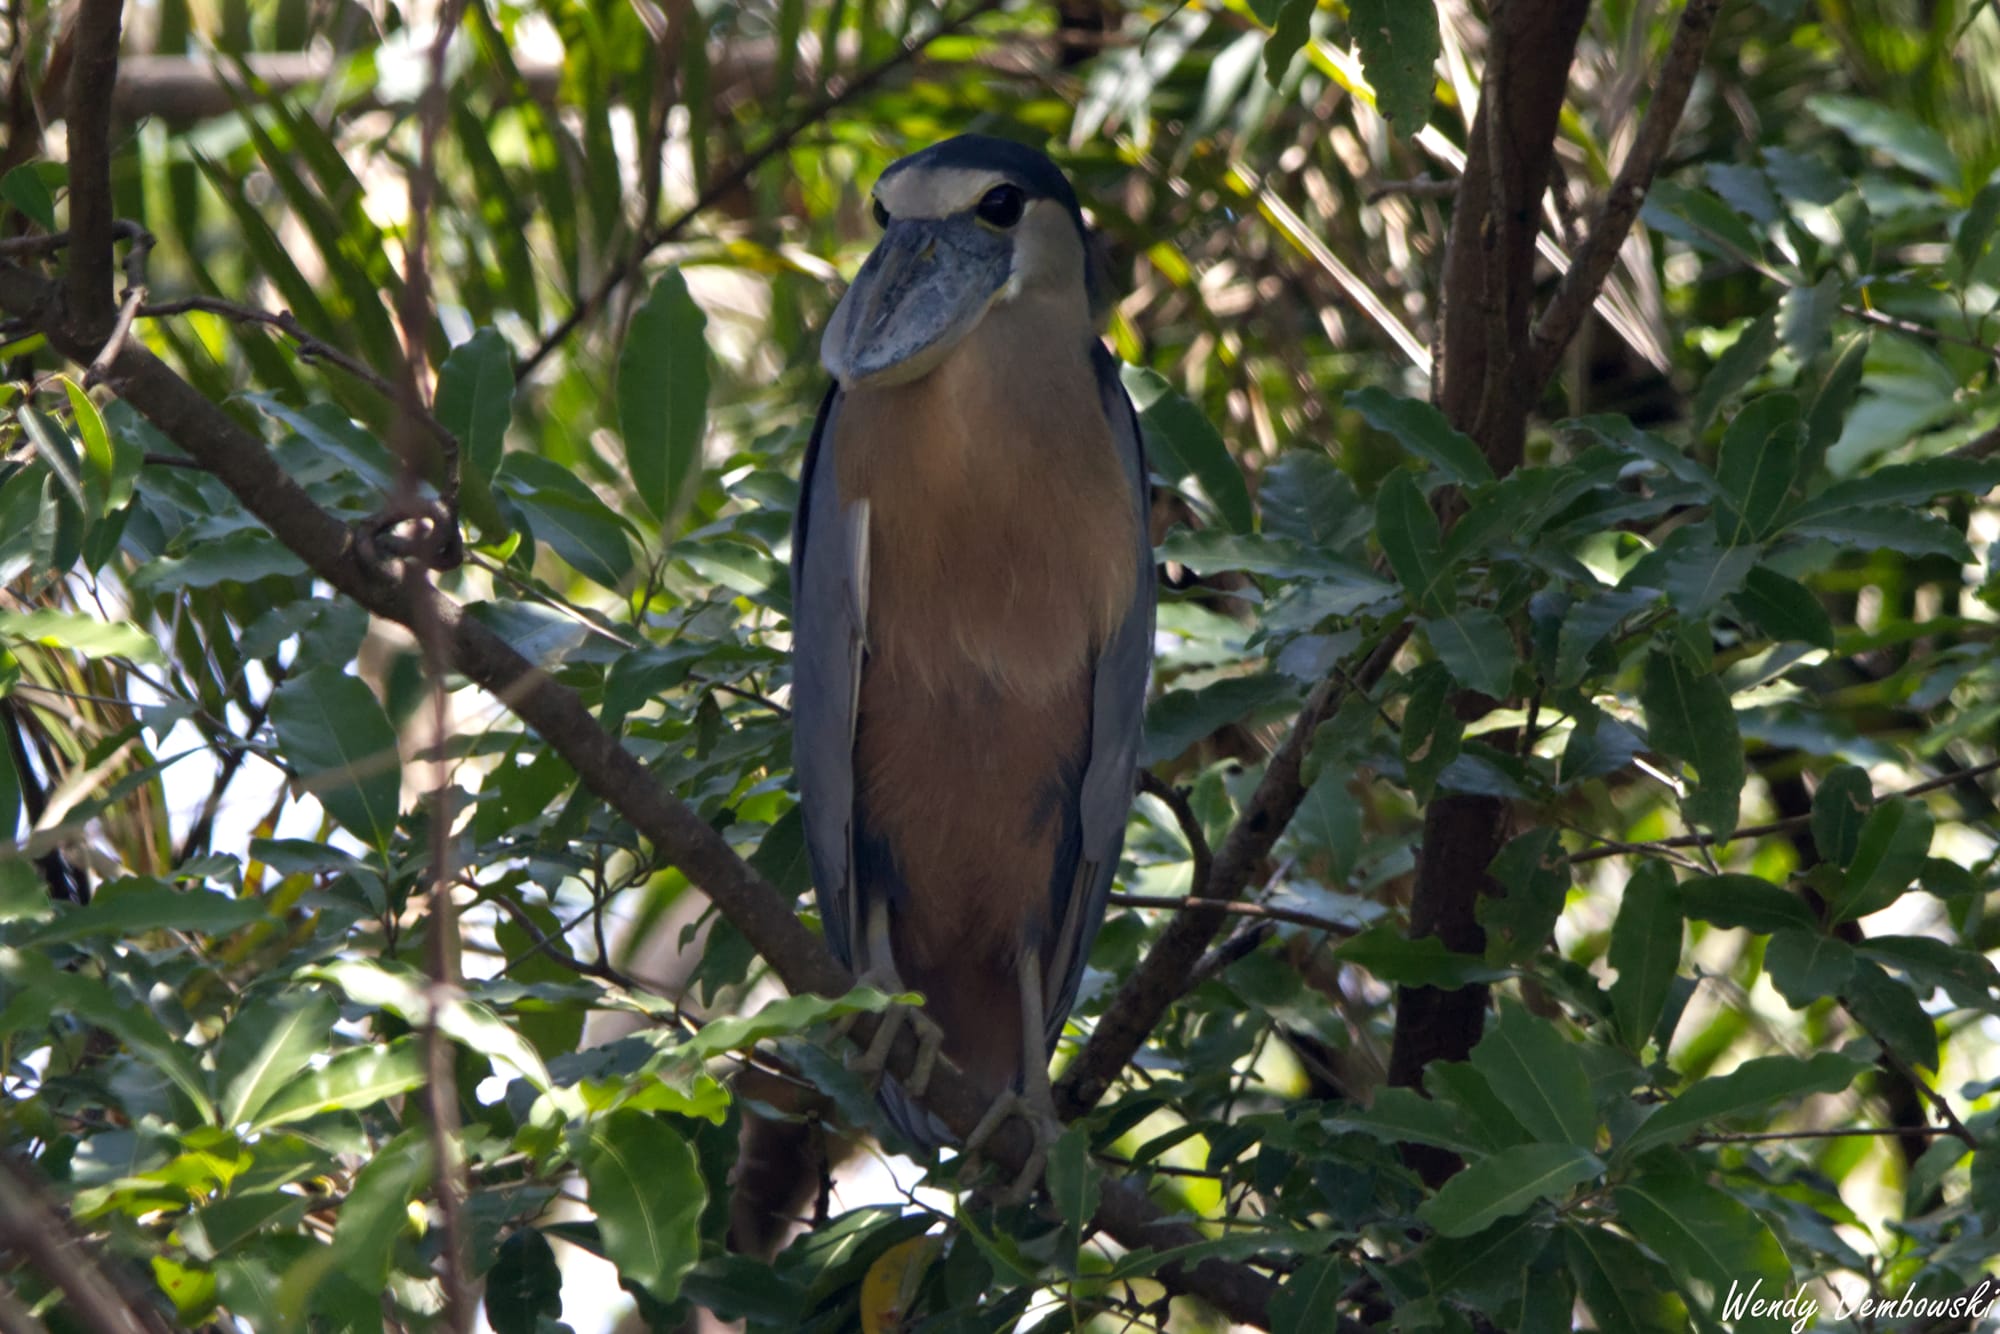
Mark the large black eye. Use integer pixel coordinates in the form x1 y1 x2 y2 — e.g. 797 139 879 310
976 184 1026 228
871 197 890 228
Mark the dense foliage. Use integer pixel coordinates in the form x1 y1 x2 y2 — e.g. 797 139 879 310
1 0 1998 1329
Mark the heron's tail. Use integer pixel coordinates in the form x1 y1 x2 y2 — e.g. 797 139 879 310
877 1074 953 1150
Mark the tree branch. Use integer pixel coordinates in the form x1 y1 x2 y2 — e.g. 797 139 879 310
0 259 1286 1330
1054 625 1409 1121
0 1154 177 1334
63 0 125 338
1528 0 1723 392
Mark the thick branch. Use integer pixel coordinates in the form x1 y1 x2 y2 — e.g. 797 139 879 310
64 0 126 337
1528 0 1723 391
0 260 1284 1330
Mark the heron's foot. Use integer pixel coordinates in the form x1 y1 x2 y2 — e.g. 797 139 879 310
961 1087 1064 1205
839 986 944 1097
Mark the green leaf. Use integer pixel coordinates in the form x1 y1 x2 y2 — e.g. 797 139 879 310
1613 1171 1792 1330
663 988 906 1063
1778 274 1842 367
618 270 712 526
1047 1125 1101 1236
1953 181 2000 279
1621 1051 1868 1157
1122 366 1254 532
1290 764 1360 882
1417 1143 1602 1238
1332 925 1508 988
1270 1256 1347 1334
60 376 118 516
1422 607 1514 699
1690 309 1779 436
1564 1225 1686 1334
1828 796 1932 922
127 533 310 593
1261 451 1369 551
1842 957 1938 1071
22 880 263 946
181 1192 310 1263
486 1229 565 1334
1480 828 1568 967
1556 586 1657 689
1347 388 1494 486
1262 0 1313 84
1157 528 1356 581
1678 874 1817 934
1803 332 1870 455
1639 647 1743 834
1621 527 1759 616
1807 94 1961 187
1712 396 1802 544
1793 457 2000 521
1763 928 1856 1008
252 1038 429 1129
1730 567 1834 648
269 667 402 850
0 948 217 1124
215 992 340 1129
433 328 515 477
1349 0 1439 132
581 1110 706 1304
1609 862 1682 1050
513 486 636 590
1143 673 1297 767
1400 663 1462 803
1329 1087 1491 1157
331 1131 431 1286
0 608 162 663
1788 507 1971 561
1811 773 1886 864
1 163 57 229
1376 469 1451 615
1468 1001 1596 1150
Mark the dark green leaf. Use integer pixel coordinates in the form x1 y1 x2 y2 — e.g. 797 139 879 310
1811 765 1872 867
331 1131 431 1286
1789 507 1971 561
1807 94 1960 187
21 880 263 946
434 328 515 477
1270 1256 1347 1334
1763 928 1856 1008
1609 862 1681 1050
1842 958 1939 1071
1122 366 1254 532
1690 309 1779 436
1 164 57 229
1400 662 1462 803
1261 451 1370 551
1640 647 1744 834
1417 1143 1601 1238
1376 469 1451 615
1621 527 1759 616
1263 0 1313 84
1143 673 1298 766
268 666 402 850
1793 457 2000 520
1953 181 2000 279
1347 387 1494 486
1469 1001 1596 1150
1422 607 1515 699
1713 396 1802 544
1329 1087 1490 1156
581 1111 706 1303
486 1229 564 1334
1778 274 1842 367
1678 874 1817 934
1730 567 1834 648
216 991 339 1128
1613 1170 1792 1329
1621 1051 1869 1157
618 271 712 527
1563 1225 1686 1334
1332 925 1508 988
1047 1126 1100 1236
1556 586 1656 689
1480 829 1568 967
1348 0 1439 132
1828 796 1932 922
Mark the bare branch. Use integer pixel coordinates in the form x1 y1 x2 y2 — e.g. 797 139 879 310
0 1155 177 1334
1109 893 1363 939
64 0 125 337
1528 0 1724 391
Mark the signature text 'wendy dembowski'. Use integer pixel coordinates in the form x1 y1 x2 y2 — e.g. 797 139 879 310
1722 1278 1998 1332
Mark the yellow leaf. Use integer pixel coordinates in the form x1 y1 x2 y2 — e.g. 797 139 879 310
859 1236 942 1334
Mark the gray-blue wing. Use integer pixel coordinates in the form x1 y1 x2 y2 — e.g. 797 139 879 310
1040 344 1156 1052
790 387 866 973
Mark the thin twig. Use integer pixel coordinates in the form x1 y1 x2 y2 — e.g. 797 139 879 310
1691 1124 1965 1144
86 284 146 386
139 297 398 397
1566 759 2000 865
1528 0 1724 391
1137 770 1213 896
517 0 1007 378
1108 893 1364 939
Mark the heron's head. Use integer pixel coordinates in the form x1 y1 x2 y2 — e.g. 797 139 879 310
821 134 1099 389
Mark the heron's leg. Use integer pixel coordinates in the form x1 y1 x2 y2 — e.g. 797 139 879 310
962 950 1064 1201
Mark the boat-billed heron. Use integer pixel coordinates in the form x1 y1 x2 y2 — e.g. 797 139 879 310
790 135 1154 1148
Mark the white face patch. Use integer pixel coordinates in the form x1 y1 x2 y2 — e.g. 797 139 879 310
874 166 1013 221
